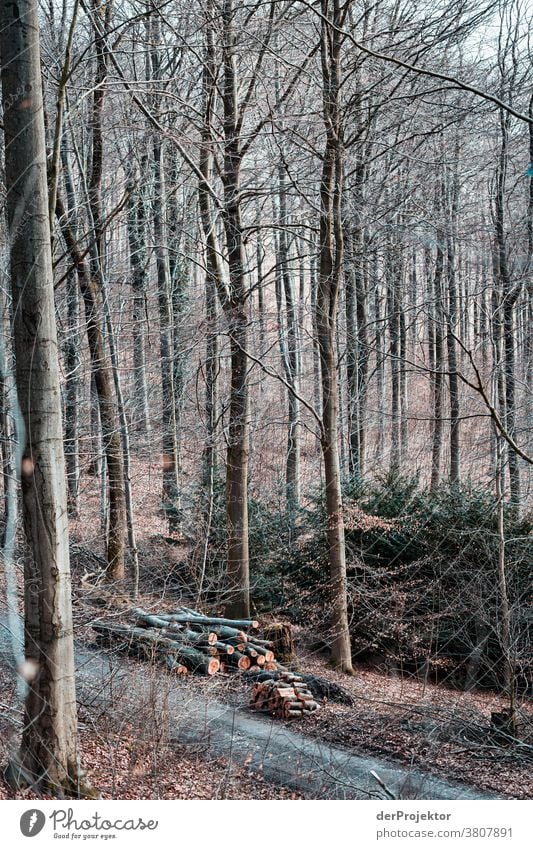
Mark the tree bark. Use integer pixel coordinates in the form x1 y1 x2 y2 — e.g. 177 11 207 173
446 166 461 485
316 0 353 674
431 233 445 491
0 0 85 794
125 156 151 435
495 108 520 506
220 0 251 618
86 0 126 579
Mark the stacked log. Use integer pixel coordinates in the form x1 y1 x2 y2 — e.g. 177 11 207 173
250 671 319 719
91 620 220 675
90 605 281 678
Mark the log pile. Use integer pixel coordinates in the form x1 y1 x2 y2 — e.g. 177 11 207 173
90 606 282 678
250 671 319 719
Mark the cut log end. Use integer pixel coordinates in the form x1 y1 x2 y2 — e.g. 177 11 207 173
207 658 220 675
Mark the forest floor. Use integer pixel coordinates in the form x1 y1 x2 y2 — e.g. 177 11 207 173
0 651 301 800
0 459 531 800
0 577 531 800
146 625 533 800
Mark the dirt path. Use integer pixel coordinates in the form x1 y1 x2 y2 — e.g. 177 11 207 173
0 617 498 800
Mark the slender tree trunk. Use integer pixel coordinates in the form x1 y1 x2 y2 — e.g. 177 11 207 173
225 310 251 619
374 264 385 460
387 233 401 472
310 242 322 417
153 139 180 528
345 222 360 477
276 171 301 513
147 10 181 531
218 0 251 618
64 270 80 516
446 169 460 484
317 0 353 674
61 144 80 514
495 109 520 507
495 434 513 700
56 189 125 579
399 281 408 459
86 0 126 579
525 94 533 446
169 191 189 485
256 225 266 356
126 156 151 435
101 287 140 596
431 237 445 491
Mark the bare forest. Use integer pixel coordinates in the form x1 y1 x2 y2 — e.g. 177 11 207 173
0 0 531 802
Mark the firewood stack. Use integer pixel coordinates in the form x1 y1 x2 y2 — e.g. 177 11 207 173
90 606 282 678
250 671 320 719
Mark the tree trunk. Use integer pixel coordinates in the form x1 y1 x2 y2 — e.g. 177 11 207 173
446 168 460 485
0 0 85 794
221 0 250 618
86 0 126 579
374 264 385 460
61 145 80 515
279 175 301 514
125 156 151 435
495 108 520 506
387 232 401 472
317 0 353 674
225 310 251 619
431 235 445 491
153 138 180 529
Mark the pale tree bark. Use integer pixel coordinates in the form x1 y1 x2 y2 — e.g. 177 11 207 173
430 225 445 491
274 44 301 516
197 6 220 601
256 219 266 357
387 228 401 472
445 161 461 485
316 0 353 674
374 259 385 460
0 0 92 795
525 93 533 445
168 172 189 480
494 106 521 506
61 145 81 514
85 0 126 579
149 9 180 532
278 174 301 516
310 238 322 417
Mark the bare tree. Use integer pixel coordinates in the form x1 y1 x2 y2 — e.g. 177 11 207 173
0 0 88 795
